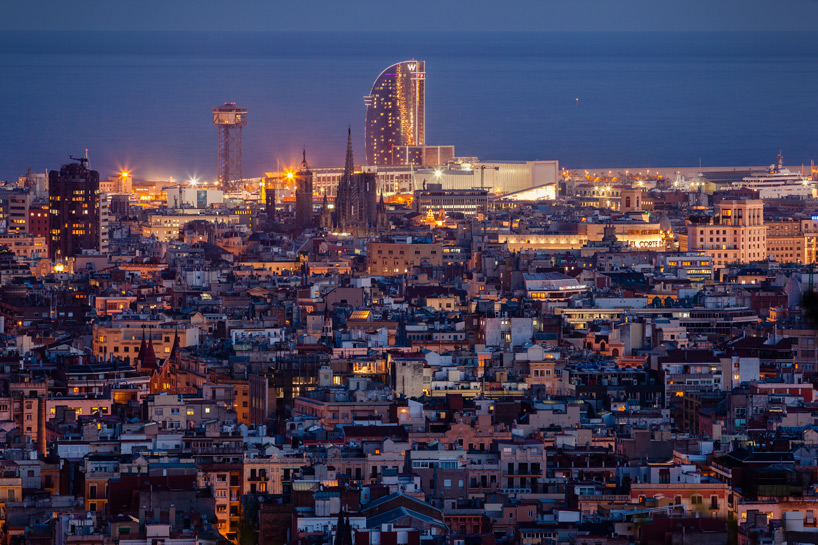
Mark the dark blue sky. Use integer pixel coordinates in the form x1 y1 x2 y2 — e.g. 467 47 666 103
3 0 816 32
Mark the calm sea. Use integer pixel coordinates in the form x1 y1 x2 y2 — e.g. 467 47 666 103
0 31 816 181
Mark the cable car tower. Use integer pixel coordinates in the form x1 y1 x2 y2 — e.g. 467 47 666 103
212 102 247 191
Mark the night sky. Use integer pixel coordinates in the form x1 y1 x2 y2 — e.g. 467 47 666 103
3 0 816 32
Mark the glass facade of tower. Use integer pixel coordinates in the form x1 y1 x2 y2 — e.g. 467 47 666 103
364 60 425 165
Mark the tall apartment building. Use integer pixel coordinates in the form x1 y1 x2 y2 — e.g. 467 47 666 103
48 160 101 260
686 199 766 268
7 192 30 234
198 463 243 540
766 219 818 264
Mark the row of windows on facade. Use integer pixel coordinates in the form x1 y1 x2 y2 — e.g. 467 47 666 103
377 249 437 255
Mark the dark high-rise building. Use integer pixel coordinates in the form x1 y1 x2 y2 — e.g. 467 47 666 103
263 174 277 226
294 150 314 232
48 159 101 260
335 129 377 235
364 60 425 165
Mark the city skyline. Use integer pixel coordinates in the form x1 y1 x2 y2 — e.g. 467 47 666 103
2 30 817 183
2 2 818 544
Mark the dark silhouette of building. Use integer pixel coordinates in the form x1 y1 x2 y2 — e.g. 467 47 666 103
294 150 314 232
335 129 377 235
320 191 332 230
334 511 353 545
376 191 388 233
109 194 130 219
263 174 277 226
365 60 425 165
48 158 101 260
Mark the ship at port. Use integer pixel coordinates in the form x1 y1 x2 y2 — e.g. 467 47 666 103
731 152 815 199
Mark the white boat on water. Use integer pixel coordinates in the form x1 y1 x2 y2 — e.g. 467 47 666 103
731 152 815 199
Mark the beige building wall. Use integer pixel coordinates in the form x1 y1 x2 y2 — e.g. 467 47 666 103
687 199 766 268
92 323 197 362
0 234 47 258
368 242 443 275
767 220 818 264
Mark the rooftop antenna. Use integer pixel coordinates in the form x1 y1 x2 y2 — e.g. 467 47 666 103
69 155 89 167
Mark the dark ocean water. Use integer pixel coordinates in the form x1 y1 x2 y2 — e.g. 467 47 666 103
0 31 816 181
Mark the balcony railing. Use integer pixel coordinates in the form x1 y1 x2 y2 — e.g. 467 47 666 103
500 487 532 494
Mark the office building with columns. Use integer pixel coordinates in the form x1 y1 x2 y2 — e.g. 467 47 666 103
686 199 766 269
